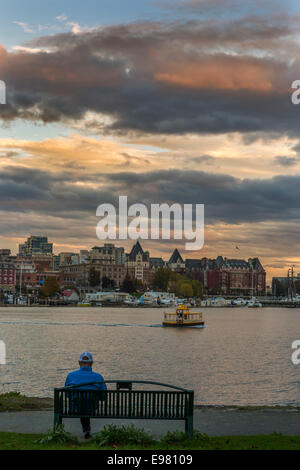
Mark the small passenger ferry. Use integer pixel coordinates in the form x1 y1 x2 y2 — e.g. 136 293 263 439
163 304 205 327
77 301 91 307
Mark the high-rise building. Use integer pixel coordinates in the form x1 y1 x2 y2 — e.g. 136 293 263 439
18 236 53 256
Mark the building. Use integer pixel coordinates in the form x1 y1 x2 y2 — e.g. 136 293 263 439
168 249 185 271
0 262 16 292
149 257 165 270
88 244 125 265
17 269 60 290
126 241 154 286
59 261 127 292
79 250 89 264
58 252 77 266
186 256 266 295
185 259 202 281
2 235 267 296
0 249 11 260
60 289 79 303
19 236 53 256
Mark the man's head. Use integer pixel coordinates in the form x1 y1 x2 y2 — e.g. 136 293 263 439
78 351 93 367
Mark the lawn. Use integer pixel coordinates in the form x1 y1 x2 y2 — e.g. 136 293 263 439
1 430 300 450
1 393 300 450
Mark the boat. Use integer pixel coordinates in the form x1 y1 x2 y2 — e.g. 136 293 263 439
233 297 247 306
77 301 91 307
246 297 262 308
163 304 204 327
211 296 228 307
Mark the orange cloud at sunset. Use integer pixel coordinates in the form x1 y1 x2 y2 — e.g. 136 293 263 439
154 58 276 91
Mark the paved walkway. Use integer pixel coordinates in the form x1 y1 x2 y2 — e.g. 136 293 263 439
1 408 300 438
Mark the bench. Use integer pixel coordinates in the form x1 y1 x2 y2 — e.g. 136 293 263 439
54 380 194 437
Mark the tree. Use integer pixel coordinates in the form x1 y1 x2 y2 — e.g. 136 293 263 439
178 282 193 298
191 280 204 298
38 287 46 298
42 277 60 297
89 267 100 287
102 276 115 290
153 268 172 291
135 279 144 291
167 271 183 295
121 274 136 293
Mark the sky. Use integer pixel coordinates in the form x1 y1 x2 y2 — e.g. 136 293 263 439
0 0 300 282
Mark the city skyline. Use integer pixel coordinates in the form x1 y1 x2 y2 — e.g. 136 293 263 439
1 233 272 284
0 235 267 296
0 0 300 281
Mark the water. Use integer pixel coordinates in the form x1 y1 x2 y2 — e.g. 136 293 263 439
1 306 300 406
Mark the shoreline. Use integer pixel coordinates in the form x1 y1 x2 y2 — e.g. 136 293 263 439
1 303 299 308
1 393 300 412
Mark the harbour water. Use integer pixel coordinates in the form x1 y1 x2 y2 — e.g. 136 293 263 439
1 306 300 406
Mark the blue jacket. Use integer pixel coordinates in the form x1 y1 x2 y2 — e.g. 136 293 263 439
65 366 107 391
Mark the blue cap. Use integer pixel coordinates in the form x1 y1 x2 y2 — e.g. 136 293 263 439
79 351 93 363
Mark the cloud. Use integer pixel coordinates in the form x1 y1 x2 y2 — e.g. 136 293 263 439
13 21 35 34
66 22 82 34
0 161 300 225
2 11 300 278
159 0 281 16
275 156 297 166
0 161 299 277
0 134 157 174
56 14 67 22
191 155 215 165
0 16 297 137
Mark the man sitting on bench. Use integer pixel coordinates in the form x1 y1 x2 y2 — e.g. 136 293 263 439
65 351 107 439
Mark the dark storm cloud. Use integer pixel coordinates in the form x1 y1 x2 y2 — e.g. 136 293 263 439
159 0 280 16
0 16 298 136
0 166 113 215
104 169 300 223
1 165 300 226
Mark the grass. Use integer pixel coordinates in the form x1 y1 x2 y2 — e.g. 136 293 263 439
0 392 53 412
1 426 300 450
2 394 300 450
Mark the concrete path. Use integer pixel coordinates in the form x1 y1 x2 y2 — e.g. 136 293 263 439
1 408 300 438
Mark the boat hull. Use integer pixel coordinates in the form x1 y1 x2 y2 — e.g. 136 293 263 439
162 321 205 327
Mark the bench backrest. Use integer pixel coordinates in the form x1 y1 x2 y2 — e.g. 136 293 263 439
54 380 194 420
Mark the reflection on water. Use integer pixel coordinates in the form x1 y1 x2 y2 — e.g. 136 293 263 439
0 306 300 406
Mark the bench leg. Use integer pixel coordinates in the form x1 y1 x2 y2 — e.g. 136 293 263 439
53 413 62 429
185 416 193 438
